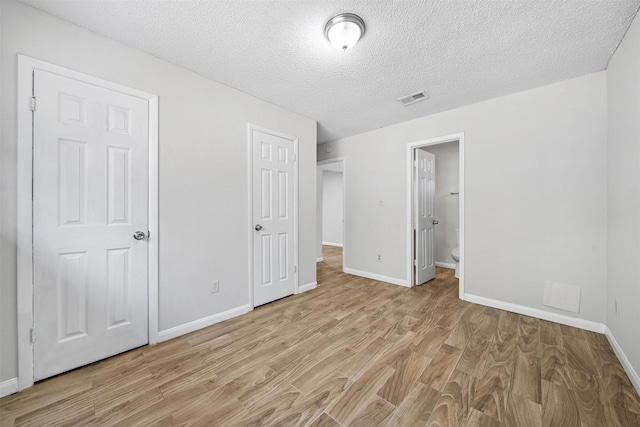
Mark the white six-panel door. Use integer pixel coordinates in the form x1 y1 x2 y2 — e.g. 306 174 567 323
415 149 436 285
252 129 296 306
33 69 149 380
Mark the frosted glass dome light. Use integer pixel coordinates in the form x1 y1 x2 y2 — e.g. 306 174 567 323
324 13 366 51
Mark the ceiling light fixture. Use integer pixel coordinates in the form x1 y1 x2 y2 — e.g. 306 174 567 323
324 13 366 51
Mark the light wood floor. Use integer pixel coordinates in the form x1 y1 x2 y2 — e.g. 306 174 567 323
2 246 639 426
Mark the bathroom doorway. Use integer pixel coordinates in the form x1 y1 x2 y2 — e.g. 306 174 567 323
406 134 465 298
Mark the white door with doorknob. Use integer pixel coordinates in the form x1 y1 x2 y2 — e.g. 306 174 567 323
33 69 150 381
251 128 297 306
415 149 436 285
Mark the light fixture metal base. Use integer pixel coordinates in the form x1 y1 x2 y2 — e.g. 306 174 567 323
324 13 366 51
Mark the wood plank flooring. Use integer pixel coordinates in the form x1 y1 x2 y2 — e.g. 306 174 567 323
1 245 639 426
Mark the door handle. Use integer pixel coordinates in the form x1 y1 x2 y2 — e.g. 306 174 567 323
255 224 263 231
133 231 147 240
432 220 439 225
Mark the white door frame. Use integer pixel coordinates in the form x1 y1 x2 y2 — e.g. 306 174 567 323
317 157 346 270
247 124 299 307
16 55 159 390
406 133 465 298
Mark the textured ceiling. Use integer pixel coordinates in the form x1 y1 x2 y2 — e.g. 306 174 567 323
22 0 640 143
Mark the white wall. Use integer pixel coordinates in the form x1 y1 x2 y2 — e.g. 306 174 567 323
422 142 459 265
322 171 343 246
607 9 640 387
0 0 316 384
319 72 607 324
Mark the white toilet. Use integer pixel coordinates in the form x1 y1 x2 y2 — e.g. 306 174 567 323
451 228 460 279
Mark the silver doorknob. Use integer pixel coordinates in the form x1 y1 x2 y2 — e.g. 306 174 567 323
432 220 439 225
254 224 263 231
133 231 146 240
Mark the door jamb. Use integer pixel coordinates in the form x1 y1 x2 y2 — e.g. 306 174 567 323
16 55 159 390
247 124 299 308
316 158 346 270
406 133 465 298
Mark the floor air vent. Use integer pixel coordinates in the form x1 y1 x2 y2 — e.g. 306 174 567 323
397 90 429 107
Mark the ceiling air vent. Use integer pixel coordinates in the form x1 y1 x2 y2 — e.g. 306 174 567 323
397 90 429 107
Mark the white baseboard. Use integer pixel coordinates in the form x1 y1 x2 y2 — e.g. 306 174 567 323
435 262 456 269
464 293 606 333
605 326 640 395
322 242 343 248
298 281 317 293
158 304 252 342
343 267 408 287
316 257 324 262
0 377 19 398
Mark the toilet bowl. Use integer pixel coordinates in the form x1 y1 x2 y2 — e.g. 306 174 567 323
451 228 460 278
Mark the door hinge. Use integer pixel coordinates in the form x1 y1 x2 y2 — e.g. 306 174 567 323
293 154 297 162
294 265 297 273
30 96 36 112
30 327 36 343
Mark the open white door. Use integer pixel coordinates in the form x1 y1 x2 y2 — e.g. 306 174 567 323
415 149 436 285
251 128 296 306
33 69 149 380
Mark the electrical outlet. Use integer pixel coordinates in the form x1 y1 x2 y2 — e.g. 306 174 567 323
377 254 382 262
211 280 219 294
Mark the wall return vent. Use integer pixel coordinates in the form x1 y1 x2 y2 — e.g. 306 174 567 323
397 90 429 107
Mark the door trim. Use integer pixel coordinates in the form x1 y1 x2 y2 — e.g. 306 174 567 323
247 124 299 308
406 133 465 298
16 55 159 390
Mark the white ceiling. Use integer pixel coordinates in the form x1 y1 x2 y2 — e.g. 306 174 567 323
22 0 640 143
